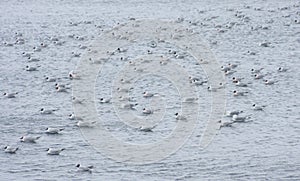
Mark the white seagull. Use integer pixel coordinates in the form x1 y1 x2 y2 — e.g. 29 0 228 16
175 113 187 120
40 108 57 114
4 146 19 154
20 135 41 143
76 164 93 173
3 92 18 98
233 90 248 96
252 104 265 111
45 127 64 134
47 148 65 155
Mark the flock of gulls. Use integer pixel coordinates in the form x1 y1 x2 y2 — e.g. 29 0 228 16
1 2 298 174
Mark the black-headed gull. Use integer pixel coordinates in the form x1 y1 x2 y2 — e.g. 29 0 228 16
277 67 287 72
142 108 153 114
234 81 248 87
69 113 83 120
77 121 96 127
40 108 57 114
27 57 40 62
254 74 264 79
4 146 18 154
252 104 265 111
264 79 276 85
221 66 231 72
99 98 111 103
175 113 187 120
232 115 251 122
3 92 18 98
225 110 243 117
139 125 156 132
121 103 138 109
20 135 41 143
25 65 38 71
45 77 56 82
251 68 264 74
47 148 65 155
45 127 64 134
233 90 248 96
218 120 234 129
143 91 154 98
76 164 93 173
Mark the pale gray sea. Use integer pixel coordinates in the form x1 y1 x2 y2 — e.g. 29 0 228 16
0 0 300 180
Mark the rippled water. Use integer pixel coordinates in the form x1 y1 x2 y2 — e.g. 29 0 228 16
1 0 300 180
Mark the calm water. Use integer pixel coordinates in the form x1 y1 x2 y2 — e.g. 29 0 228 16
0 0 299 180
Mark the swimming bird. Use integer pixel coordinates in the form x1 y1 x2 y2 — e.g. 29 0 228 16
25 65 38 71
233 90 248 96
232 114 251 122
251 68 264 74
234 81 248 87
252 104 265 111
116 47 128 53
27 57 40 62
189 76 201 82
22 52 32 57
3 42 14 46
232 77 244 83
143 91 155 98
264 79 276 85
218 120 234 129
225 110 243 117
221 65 231 72
72 96 84 104
69 70 80 80
45 77 56 82
121 103 138 109
224 70 236 76
20 135 41 143
56 86 67 92
139 125 155 132
69 113 83 120
47 148 65 155
192 79 207 86
228 63 238 69
277 67 287 72
76 164 93 173
33 46 41 52
99 98 111 103
175 113 187 120
45 127 64 134
183 97 198 103
142 108 153 114
77 121 96 127
254 74 264 79
4 146 18 154
3 92 18 98
71 52 81 57
40 108 57 114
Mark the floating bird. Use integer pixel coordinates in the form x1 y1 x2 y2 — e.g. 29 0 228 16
3 92 18 98
99 98 111 103
232 114 251 122
45 77 56 82
72 97 84 104
22 52 32 57
121 103 138 109
139 125 155 132
251 68 264 74
25 65 38 71
76 164 93 173
225 110 243 117
45 127 64 134
47 148 65 155
69 113 83 120
183 97 198 103
20 135 41 143
224 70 236 76
233 90 248 96
252 104 265 111
234 81 248 87
264 79 276 85
33 46 41 52
221 66 231 71
4 146 18 154
175 113 187 120
254 74 264 79
56 86 67 92
27 57 40 62
69 70 80 80
77 121 96 127
228 63 238 69
143 91 155 98
142 108 153 114
40 108 57 114
218 120 234 129
277 67 287 72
